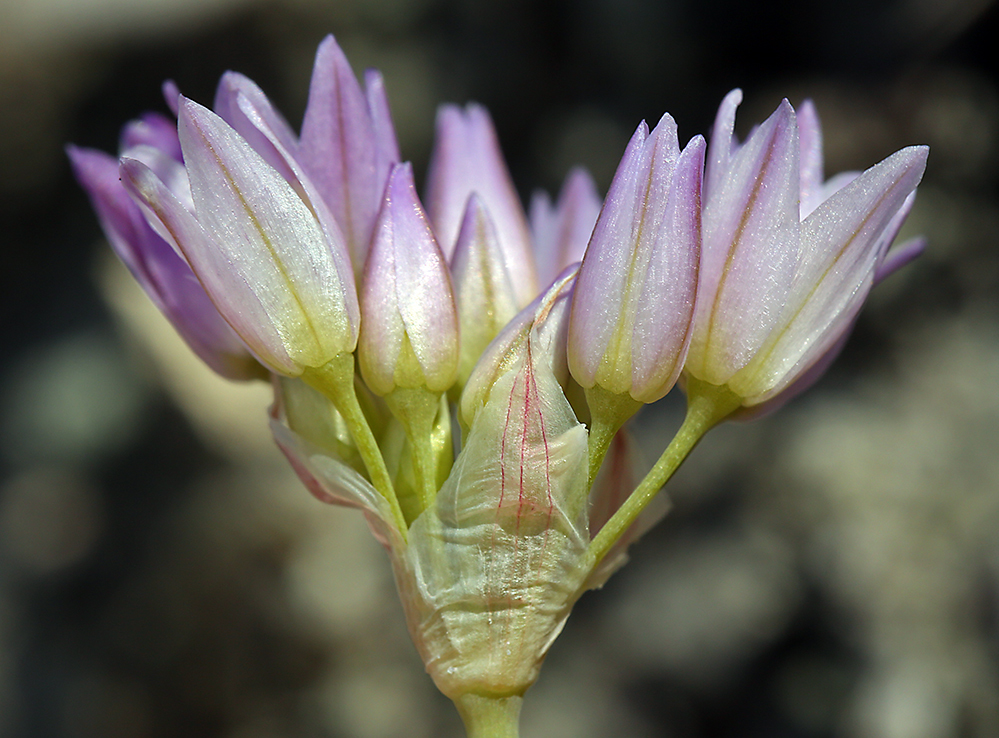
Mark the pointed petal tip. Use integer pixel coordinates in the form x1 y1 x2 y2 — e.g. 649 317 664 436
387 160 416 192
363 67 385 88
162 80 181 115
684 132 707 156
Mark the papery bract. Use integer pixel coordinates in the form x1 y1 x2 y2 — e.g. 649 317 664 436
399 270 589 700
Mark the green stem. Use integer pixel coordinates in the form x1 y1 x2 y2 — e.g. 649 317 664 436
584 385 642 489
455 694 522 738
302 354 408 540
385 387 442 514
584 378 743 569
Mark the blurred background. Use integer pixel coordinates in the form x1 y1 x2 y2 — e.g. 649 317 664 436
1 0 997 736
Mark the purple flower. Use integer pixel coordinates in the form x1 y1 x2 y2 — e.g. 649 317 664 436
120 97 359 378
299 35 401 277
529 167 602 288
567 114 704 405
67 120 260 381
358 163 459 396
683 90 928 410
426 103 538 307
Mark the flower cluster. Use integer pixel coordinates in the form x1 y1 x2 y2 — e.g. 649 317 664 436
70 35 927 734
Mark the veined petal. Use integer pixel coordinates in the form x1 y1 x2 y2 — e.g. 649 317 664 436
688 98 801 385
162 80 181 116
70 144 257 378
126 98 357 374
300 35 400 275
450 195 522 389
213 71 301 186
876 235 925 283
230 86 360 320
359 163 459 395
630 134 704 402
426 103 538 305
871 188 919 266
530 167 601 288
120 154 298 374
733 145 928 402
364 68 402 176
121 143 194 215
567 120 655 391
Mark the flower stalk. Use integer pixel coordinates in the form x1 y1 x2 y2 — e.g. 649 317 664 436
455 694 524 738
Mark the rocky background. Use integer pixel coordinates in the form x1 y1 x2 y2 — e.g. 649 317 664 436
1 0 997 736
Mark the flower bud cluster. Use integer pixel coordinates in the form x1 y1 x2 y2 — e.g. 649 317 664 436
71 36 927 717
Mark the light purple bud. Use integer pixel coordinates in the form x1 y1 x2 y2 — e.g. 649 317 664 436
530 167 602 289
685 92 928 409
567 114 704 404
686 96 802 387
120 112 183 161
449 194 523 389
212 71 302 187
359 163 459 395
426 103 538 307
299 35 401 277
121 97 359 377
68 144 260 380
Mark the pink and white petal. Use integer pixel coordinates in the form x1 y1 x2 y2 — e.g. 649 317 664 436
737 145 928 399
364 68 402 172
450 194 524 388
120 155 297 374
426 104 538 304
213 71 301 186
360 163 458 394
120 112 183 161
797 100 825 218
162 80 181 116
299 35 386 270
875 236 925 283
232 89 360 336
567 122 652 389
530 167 602 288
705 88 743 200
630 134 704 402
691 100 801 384
177 100 357 369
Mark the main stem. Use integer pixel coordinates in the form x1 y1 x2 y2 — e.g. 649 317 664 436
584 380 743 569
455 694 523 738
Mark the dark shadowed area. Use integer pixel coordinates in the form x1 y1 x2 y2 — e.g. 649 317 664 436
1 0 997 736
